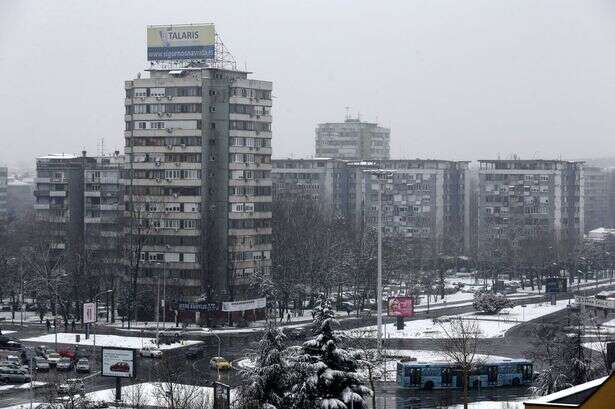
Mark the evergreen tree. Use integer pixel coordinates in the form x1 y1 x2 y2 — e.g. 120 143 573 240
238 322 292 409
291 299 371 409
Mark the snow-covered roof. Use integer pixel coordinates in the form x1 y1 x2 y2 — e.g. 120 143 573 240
524 375 608 406
37 153 79 160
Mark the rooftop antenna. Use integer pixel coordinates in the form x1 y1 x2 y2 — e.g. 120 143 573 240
98 137 105 157
345 106 351 121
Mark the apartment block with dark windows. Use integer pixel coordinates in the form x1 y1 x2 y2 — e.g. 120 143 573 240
477 159 584 252
583 166 609 232
124 66 272 302
315 118 390 160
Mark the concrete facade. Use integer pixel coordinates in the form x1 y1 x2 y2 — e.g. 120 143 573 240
272 159 470 253
0 167 7 222
315 118 390 160
124 66 272 301
477 159 584 250
583 166 609 232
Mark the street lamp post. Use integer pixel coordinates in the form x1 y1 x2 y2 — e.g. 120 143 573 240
363 170 392 356
92 290 113 353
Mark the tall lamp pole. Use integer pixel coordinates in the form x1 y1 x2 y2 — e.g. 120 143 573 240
364 170 392 356
92 290 113 353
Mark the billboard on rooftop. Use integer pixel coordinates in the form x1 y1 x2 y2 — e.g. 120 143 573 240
147 24 215 61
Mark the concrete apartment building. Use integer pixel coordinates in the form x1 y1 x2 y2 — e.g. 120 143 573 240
7 179 34 221
84 153 123 279
315 118 390 160
477 159 584 251
272 159 471 252
124 66 272 300
583 166 609 232
0 167 7 222
34 153 95 257
360 160 471 253
272 158 349 217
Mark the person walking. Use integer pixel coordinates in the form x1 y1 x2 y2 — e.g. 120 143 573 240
71 320 76 332
46 319 51 332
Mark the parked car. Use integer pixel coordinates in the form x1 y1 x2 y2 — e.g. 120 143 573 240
209 356 231 370
185 346 203 360
57 378 84 395
0 367 31 383
6 355 21 367
139 346 162 358
59 349 77 360
0 338 23 351
75 358 90 373
34 357 50 372
338 302 354 312
57 357 73 371
46 352 61 367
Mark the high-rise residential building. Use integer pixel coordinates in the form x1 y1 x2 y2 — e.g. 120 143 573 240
583 166 609 232
34 153 123 266
34 153 94 258
272 159 471 252
315 118 390 160
0 167 7 222
84 153 123 282
7 179 34 221
477 159 584 251
124 66 272 301
272 158 349 217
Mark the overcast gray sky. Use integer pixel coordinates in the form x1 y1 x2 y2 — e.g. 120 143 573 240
2 0 615 170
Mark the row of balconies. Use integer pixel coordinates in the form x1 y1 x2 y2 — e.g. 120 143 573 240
125 146 202 154
228 211 272 220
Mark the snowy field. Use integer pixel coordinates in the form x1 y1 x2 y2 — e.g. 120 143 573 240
350 299 570 339
0 381 46 393
86 382 236 408
0 330 16 335
20 333 201 350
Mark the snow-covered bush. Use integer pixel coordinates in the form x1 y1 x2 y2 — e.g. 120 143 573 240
472 291 512 314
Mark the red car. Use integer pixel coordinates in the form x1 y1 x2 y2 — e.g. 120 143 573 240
59 349 76 360
110 362 130 373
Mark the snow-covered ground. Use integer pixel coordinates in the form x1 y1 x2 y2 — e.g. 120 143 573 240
0 330 16 335
20 333 201 350
85 382 236 408
447 401 525 409
350 299 570 339
0 381 46 393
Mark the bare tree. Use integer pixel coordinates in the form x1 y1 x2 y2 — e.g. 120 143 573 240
437 317 483 409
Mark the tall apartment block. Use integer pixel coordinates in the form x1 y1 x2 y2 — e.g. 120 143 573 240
7 179 34 221
0 167 7 222
34 153 123 271
124 66 272 300
477 160 584 252
272 158 349 217
272 159 471 252
84 154 123 278
359 160 471 253
34 154 94 260
583 166 609 232
315 118 390 160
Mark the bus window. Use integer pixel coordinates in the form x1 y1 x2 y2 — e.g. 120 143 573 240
441 367 453 386
410 368 422 385
487 366 498 385
522 364 532 381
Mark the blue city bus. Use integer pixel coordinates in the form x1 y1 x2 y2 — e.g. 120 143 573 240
397 358 533 390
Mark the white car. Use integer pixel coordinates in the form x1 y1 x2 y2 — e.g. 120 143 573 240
46 352 61 367
139 346 162 358
75 358 90 373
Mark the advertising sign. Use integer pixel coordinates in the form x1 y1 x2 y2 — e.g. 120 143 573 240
222 297 266 312
388 297 414 317
177 301 218 312
147 24 215 61
83 302 96 324
101 348 136 378
546 277 567 293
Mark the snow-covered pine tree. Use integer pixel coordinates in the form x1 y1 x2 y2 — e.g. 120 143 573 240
237 322 293 409
291 299 372 409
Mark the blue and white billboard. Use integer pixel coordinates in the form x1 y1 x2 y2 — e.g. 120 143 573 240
147 24 215 61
